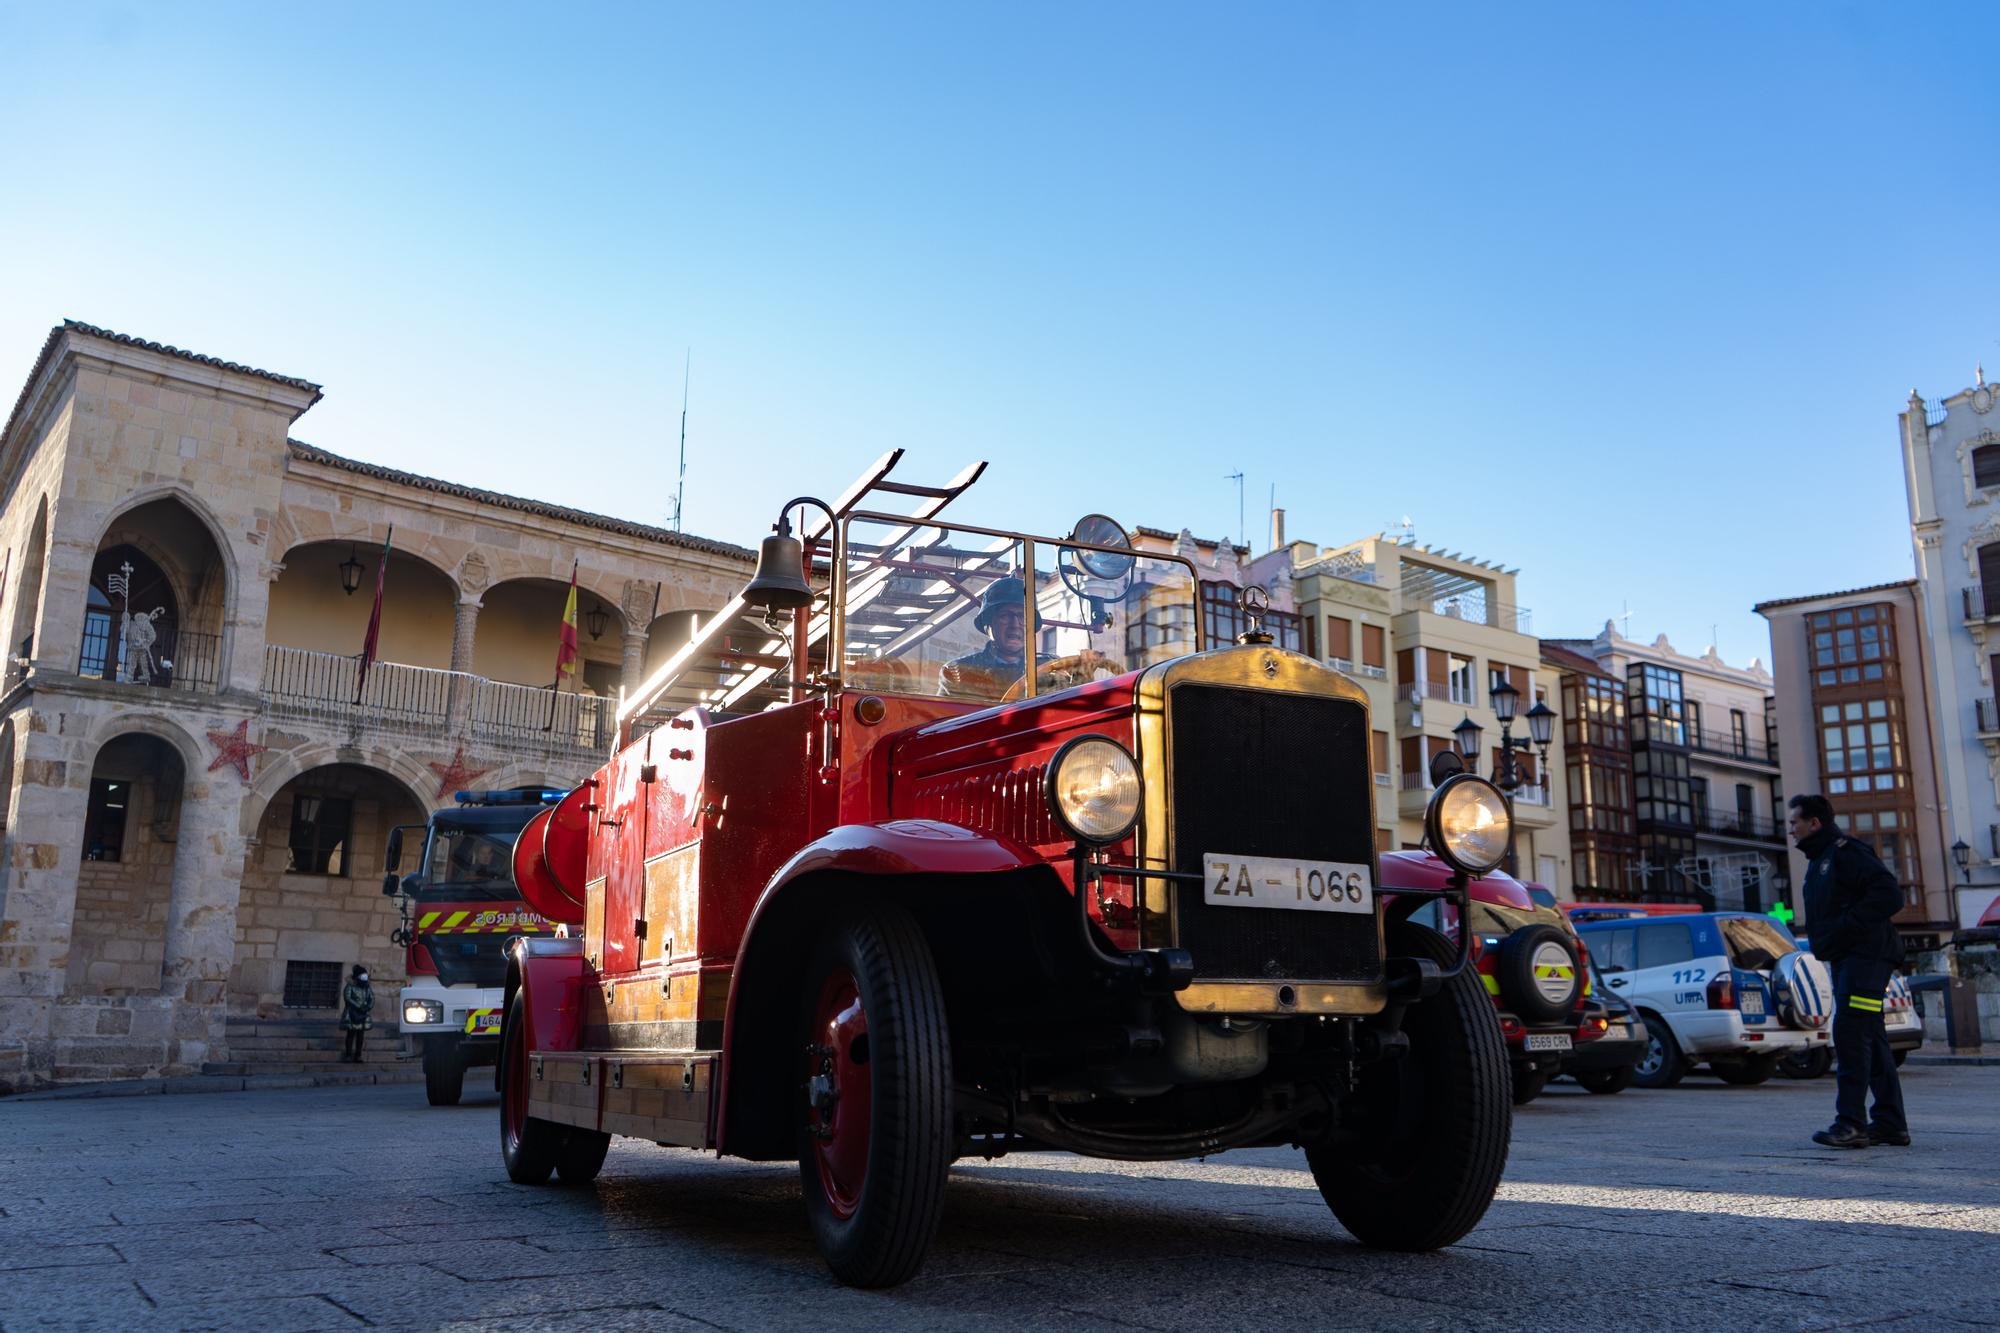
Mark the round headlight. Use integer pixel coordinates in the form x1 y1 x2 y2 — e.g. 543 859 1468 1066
1046 735 1141 845
1424 773 1511 876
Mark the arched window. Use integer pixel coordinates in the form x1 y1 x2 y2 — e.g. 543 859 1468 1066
80 545 179 684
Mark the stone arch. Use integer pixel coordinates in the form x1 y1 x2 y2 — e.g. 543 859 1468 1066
476 763 567 795
78 709 207 776
65 727 197 997
93 486 238 617
0 715 15 907
242 740 434 839
474 575 628 693
7 495 49 678
643 607 707 676
79 494 234 689
268 539 459 672
229 759 429 1018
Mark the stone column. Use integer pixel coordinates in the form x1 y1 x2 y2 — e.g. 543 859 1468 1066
157 755 250 1076
621 627 647 697
0 710 93 1092
446 597 481 732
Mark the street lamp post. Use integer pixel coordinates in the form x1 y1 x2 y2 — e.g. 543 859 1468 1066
1952 837 1971 934
1457 680 1555 877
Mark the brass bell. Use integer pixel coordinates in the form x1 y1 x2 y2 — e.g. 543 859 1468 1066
743 530 814 612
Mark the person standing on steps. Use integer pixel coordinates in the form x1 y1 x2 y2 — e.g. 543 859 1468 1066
340 964 374 1064
1789 794 1910 1149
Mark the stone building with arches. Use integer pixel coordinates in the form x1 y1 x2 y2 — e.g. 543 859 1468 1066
0 321 751 1090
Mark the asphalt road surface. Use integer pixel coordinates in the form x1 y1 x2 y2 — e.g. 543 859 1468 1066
3 1065 1997 1331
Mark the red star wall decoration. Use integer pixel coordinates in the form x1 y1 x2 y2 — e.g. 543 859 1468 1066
428 746 491 799
205 719 267 780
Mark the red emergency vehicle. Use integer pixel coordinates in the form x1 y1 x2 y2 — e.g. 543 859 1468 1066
495 455 1519 1286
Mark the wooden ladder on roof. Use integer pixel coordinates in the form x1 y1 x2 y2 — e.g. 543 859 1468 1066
616 449 987 733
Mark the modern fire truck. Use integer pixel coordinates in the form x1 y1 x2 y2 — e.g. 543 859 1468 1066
381 787 579 1105
493 453 1519 1287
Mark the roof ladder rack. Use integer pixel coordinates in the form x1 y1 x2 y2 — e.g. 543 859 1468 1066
616 450 987 735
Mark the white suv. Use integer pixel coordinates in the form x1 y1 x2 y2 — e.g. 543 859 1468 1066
1574 912 1828 1088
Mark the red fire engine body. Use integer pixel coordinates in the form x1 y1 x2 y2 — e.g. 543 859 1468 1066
495 454 1532 1286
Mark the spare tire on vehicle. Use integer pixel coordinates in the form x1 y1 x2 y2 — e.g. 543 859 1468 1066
1774 952 1833 1031
1494 924 1582 1026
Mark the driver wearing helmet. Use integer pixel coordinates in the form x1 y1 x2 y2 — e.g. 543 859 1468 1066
940 576 1036 700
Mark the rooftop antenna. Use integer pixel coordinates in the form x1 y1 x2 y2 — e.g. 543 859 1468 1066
1615 600 1635 636
670 348 691 531
1226 471 1245 548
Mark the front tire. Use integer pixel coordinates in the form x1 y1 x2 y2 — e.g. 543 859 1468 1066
1307 922 1510 1251
1712 1055 1776 1086
499 991 562 1185
798 902 952 1288
1575 1065 1634 1095
1778 1047 1832 1080
1631 1013 1685 1089
423 1040 466 1107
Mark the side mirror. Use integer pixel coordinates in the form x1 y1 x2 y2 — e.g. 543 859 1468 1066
385 827 405 872
1428 749 1466 786
381 872 399 897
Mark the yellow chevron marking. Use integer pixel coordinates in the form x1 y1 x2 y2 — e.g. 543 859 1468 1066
463 1008 501 1035
1481 974 1501 995
417 912 441 928
441 911 470 930
1535 964 1574 980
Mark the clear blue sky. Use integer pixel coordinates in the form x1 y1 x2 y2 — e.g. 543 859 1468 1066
3 3 1995 667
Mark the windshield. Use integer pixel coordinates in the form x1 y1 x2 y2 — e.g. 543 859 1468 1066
420 826 521 903
1718 915 1797 970
840 516 1200 703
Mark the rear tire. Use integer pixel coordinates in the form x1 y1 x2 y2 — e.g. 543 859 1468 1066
1511 1066 1548 1105
1631 1013 1685 1089
423 1040 465 1107
798 902 952 1288
1575 1066 1634 1095
556 1128 611 1185
1307 922 1510 1251
1712 1055 1776 1086
499 991 562 1185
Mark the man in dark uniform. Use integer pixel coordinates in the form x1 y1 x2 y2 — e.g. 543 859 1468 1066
940 576 1032 699
1789 793 1910 1148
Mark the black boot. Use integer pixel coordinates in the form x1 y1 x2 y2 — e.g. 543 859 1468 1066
1867 1124 1912 1147
1813 1122 1871 1149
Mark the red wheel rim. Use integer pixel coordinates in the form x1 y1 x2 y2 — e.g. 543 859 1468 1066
806 966 871 1220
502 1010 528 1153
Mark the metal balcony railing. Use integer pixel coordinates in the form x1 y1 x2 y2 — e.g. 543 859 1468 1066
1404 681 1456 704
1330 656 1354 672
1694 809 1784 842
75 625 224 691
1511 782 1550 806
1978 697 2000 734
1356 663 1387 679
1686 728 1778 765
260 645 614 760
1374 771 1391 786
1399 772 1432 792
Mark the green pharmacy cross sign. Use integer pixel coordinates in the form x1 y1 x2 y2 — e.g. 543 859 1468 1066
1768 901 1796 925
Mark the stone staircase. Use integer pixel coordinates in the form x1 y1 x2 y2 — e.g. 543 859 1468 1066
202 1017 409 1076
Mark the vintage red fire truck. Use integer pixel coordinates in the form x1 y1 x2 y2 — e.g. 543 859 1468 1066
494 454 1518 1287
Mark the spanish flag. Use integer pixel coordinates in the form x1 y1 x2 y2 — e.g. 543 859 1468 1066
554 560 580 688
